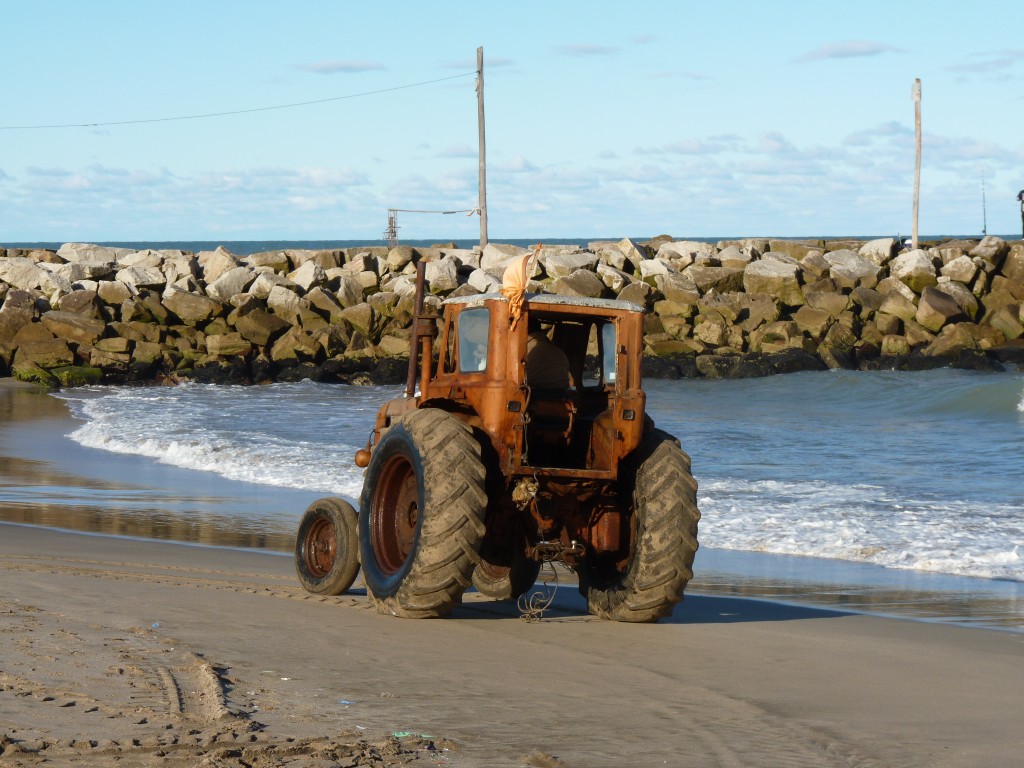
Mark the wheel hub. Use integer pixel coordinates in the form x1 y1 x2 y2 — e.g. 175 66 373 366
305 518 337 578
371 454 420 575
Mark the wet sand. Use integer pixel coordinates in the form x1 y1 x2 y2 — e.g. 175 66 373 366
2 380 1024 766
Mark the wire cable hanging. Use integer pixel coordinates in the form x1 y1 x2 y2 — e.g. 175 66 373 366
0 71 476 131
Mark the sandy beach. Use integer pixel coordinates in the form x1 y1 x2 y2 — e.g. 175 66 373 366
2 380 1023 767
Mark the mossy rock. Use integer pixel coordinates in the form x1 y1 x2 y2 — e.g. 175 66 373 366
51 365 104 387
11 362 60 387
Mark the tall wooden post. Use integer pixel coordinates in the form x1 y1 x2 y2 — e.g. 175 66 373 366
476 46 488 248
912 78 922 250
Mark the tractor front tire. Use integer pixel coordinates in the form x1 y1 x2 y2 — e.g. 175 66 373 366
580 429 700 622
295 497 360 596
359 410 486 618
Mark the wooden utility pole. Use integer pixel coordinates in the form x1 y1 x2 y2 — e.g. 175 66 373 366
912 78 922 249
476 46 488 248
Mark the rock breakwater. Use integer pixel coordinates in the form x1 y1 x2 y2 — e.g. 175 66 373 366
1 236 1023 387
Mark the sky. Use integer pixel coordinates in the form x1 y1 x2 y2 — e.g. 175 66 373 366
2 1 1023 244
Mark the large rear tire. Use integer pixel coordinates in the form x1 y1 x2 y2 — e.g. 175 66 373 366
295 497 360 595
359 410 486 618
579 429 700 622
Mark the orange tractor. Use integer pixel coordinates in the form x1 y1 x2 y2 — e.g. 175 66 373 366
295 252 699 621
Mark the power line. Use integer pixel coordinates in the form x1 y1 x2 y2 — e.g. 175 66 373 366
0 71 475 131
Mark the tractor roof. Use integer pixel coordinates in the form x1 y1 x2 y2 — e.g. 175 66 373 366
442 292 645 314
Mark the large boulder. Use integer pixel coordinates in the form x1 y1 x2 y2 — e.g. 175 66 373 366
245 251 292 274
940 256 978 284
57 243 131 263
743 260 804 306
206 332 253 357
288 261 328 292
935 279 980 320
56 289 101 318
749 320 804 353
617 281 653 307
1001 244 1024 283
385 246 416 273
232 308 290 346
162 286 224 325
467 268 502 293
716 246 753 270
266 285 321 327
858 238 896 266
548 269 605 299
97 280 133 306
199 247 242 284
208 266 257 301
988 304 1023 340
890 250 938 293
481 242 527 271
269 326 322 363
969 235 1009 269
249 271 298 300
655 272 700 305
764 240 821 261
686 266 745 295
792 305 833 339
115 265 166 291
0 257 48 291
118 250 163 269
424 255 460 295
39 310 105 346
333 274 366 308
818 320 858 369
656 240 715 269
824 249 882 290
13 338 74 369
922 323 980 358
590 242 634 272
915 286 965 332
878 291 918 323
306 287 345 323
543 251 599 279
51 260 115 283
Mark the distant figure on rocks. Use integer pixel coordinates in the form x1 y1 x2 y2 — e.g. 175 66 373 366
1018 190 1024 239
526 319 573 390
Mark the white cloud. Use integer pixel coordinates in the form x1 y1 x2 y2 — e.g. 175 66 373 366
298 60 386 74
794 41 903 63
555 44 620 57
437 144 477 159
648 70 712 81
493 156 538 173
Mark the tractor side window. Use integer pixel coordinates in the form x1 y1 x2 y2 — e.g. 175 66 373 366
602 322 617 384
581 323 602 388
458 308 490 372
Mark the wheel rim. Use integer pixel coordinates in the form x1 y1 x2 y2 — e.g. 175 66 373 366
370 454 419 575
304 516 337 578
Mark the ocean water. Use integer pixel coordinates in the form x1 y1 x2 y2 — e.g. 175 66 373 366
53 368 1024 585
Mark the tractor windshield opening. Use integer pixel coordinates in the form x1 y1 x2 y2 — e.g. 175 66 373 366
458 308 490 373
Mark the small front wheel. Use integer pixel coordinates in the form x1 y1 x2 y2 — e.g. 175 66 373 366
472 546 541 601
295 497 360 595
